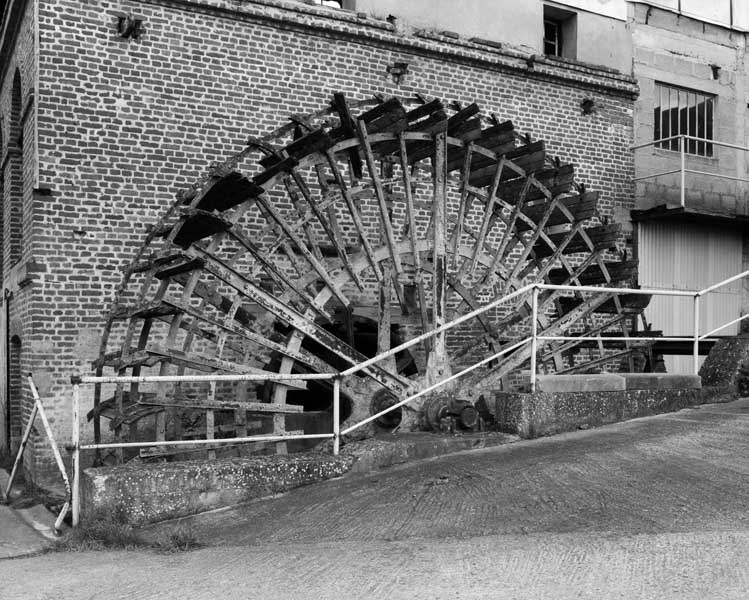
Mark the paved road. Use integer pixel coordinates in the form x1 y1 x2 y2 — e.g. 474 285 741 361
4 400 749 599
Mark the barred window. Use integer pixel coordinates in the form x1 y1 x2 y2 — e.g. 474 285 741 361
654 83 714 156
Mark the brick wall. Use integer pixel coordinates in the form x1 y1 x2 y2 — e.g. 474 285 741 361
0 0 39 476
1 0 637 484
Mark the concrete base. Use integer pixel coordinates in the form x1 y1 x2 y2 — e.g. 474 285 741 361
493 387 707 438
621 373 701 390
536 374 625 393
342 431 517 474
81 454 354 525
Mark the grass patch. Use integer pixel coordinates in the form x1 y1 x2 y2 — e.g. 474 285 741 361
54 509 203 553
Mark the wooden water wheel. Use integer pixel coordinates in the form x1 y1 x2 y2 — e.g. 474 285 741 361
91 93 652 461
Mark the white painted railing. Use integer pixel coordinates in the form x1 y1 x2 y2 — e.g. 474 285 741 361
65 269 749 526
631 133 749 208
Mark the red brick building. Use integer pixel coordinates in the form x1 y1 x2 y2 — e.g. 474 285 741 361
0 0 637 486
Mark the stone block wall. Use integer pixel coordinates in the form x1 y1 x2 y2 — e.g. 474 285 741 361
0 0 637 484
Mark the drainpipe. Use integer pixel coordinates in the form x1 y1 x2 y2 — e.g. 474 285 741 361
4 288 10 450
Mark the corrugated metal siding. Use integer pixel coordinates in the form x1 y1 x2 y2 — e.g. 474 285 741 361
638 222 742 373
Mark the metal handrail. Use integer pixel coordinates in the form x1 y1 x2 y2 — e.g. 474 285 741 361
631 133 749 207
67 267 749 528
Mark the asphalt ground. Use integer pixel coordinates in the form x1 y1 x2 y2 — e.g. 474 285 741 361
3 399 749 599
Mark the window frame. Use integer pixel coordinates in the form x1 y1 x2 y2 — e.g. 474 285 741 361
543 5 577 60
544 18 562 56
653 82 715 157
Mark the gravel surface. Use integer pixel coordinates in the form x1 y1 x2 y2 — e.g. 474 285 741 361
4 400 749 599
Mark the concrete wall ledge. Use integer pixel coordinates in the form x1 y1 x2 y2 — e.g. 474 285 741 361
493 387 710 439
81 454 354 525
621 373 702 390
536 374 625 393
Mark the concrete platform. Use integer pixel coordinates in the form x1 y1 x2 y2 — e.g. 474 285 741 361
494 387 708 438
80 432 518 525
341 431 517 474
0 470 53 559
622 373 701 390
81 453 355 525
535 374 625 393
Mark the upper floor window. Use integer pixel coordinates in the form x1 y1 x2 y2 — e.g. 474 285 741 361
543 5 577 59
654 82 714 157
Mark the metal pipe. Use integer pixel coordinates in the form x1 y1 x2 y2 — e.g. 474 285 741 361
680 135 686 207
682 169 749 184
72 384 80 527
537 283 695 296
701 313 749 339
693 295 700 375
79 372 337 385
538 335 706 342
332 378 340 457
631 168 683 182
530 286 539 393
4 401 38 502
631 135 749 153
629 134 684 150
27 376 71 533
699 269 749 295
342 338 530 436
80 432 333 451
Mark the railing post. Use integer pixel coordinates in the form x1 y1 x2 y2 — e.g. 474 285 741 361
680 135 686 208
530 286 539 393
332 377 340 456
693 294 700 375
72 383 81 527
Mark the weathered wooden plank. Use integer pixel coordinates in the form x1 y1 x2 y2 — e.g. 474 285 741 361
533 224 621 258
428 129 449 381
495 164 575 204
183 244 410 394
357 118 404 276
398 133 431 352
450 142 475 270
145 345 310 389
558 293 652 315
331 92 363 178
515 192 600 232
285 175 323 261
163 210 232 249
294 166 365 291
139 397 305 413
471 157 506 272
154 298 331 373
359 97 408 134
325 149 383 280
468 142 546 187
284 128 334 160
254 192 350 307
253 156 299 186
547 260 639 285
227 222 331 321
189 171 263 212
